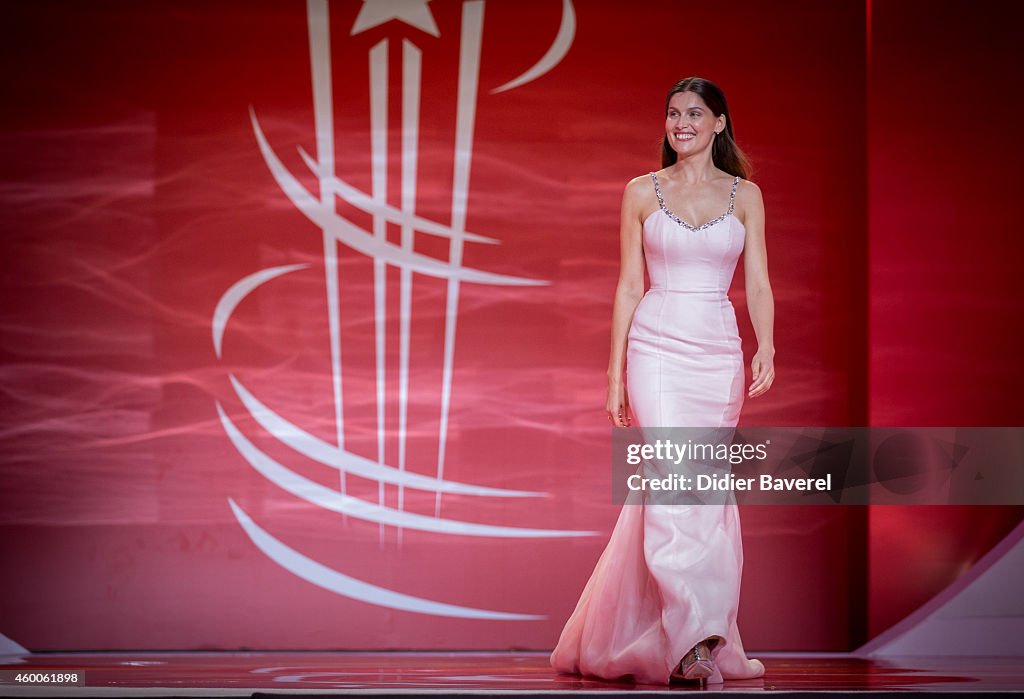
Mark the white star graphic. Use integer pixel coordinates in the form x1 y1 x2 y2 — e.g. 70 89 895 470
351 0 441 37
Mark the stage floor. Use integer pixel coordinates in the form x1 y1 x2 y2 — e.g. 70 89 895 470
1 652 1023 696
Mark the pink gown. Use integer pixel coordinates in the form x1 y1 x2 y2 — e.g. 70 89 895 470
550 172 765 685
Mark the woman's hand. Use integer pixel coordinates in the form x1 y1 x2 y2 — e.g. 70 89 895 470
748 348 775 398
607 378 632 427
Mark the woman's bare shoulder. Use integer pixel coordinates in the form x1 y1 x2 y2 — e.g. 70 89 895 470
734 178 764 230
736 177 764 208
736 177 763 196
623 172 656 200
626 171 656 187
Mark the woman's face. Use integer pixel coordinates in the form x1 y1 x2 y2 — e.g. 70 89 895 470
665 91 725 159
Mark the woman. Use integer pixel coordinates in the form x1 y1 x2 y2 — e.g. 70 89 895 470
550 77 775 685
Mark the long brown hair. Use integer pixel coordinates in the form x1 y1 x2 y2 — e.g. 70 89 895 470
660 77 752 179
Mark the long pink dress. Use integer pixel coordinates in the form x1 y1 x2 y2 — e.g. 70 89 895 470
550 172 765 685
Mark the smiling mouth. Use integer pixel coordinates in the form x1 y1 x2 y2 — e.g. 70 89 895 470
674 133 695 141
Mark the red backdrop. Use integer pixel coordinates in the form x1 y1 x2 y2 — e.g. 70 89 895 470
0 0 1020 651
866 0 1024 638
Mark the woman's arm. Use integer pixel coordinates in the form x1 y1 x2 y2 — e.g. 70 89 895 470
607 178 648 427
740 181 776 398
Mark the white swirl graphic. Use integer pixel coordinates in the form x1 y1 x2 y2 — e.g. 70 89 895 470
214 0 584 619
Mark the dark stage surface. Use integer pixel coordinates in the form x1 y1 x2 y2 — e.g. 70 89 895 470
2 652 1024 696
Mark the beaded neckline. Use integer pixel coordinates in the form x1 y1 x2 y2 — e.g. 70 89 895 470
650 171 740 231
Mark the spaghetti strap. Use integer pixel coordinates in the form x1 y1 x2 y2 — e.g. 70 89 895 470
728 175 740 215
649 171 663 206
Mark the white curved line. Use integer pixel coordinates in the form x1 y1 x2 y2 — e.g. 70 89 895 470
213 264 309 358
217 402 596 538
250 108 546 287
296 146 498 246
490 0 575 94
229 373 541 497
227 498 544 619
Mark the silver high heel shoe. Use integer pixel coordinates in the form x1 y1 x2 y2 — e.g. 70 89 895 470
677 640 715 682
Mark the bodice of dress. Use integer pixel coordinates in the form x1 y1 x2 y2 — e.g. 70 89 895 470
642 172 745 296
